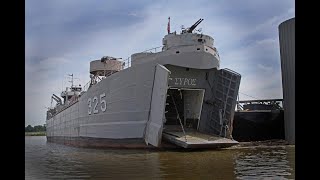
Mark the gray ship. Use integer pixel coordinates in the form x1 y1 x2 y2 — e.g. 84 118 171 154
46 19 241 149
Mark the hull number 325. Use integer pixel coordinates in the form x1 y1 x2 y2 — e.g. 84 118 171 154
87 93 106 115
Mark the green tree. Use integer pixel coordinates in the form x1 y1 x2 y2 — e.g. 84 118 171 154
25 125 33 132
25 124 47 132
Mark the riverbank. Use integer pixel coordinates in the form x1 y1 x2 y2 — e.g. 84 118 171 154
25 131 46 136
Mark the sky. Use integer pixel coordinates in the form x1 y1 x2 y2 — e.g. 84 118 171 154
25 0 295 126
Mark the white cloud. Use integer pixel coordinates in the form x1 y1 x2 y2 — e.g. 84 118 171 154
257 64 273 73
239 69 283 100
237 7 295 40
220 37 283 100
128 12 139 17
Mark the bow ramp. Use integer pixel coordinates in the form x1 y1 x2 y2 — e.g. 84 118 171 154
162 127 238 149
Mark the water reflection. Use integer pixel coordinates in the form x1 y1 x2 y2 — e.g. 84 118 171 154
234 147 295 179
25 136 295 179
158 150 236 179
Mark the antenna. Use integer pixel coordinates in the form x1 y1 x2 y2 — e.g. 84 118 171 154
167 17 171 34
68 74 74 87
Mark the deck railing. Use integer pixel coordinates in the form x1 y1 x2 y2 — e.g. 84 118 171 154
141 46 163 53
82 56 132 92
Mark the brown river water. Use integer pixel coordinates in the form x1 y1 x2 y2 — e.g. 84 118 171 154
25 136 295 179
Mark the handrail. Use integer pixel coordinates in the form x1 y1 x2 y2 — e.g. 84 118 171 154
222 68 241 76
141 46 163 53
82 56 132 92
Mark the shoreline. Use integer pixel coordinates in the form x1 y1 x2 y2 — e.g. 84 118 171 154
25 132 46 136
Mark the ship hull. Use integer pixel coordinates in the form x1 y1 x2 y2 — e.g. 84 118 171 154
46 53 241 149
47 136 179 149
232 110 285 141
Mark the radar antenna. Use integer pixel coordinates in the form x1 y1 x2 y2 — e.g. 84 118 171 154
68 74 74 87
67 74 80 88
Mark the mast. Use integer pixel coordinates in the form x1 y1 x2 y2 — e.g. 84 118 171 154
167 17 170 34
68 74 74 88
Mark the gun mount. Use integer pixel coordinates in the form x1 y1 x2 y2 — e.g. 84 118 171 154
182 18 204 34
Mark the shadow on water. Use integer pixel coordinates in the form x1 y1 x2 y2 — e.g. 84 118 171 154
25 136 295 179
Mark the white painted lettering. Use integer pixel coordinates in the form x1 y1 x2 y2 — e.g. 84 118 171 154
178 78 183 85
171 77 197 86
191 79 196 85
184 78 189 85
175 78 179 85
93 96 98 114
88 93 107 115
100 93 106 112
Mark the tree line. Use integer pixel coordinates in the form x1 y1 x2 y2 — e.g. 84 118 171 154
25 124 46 132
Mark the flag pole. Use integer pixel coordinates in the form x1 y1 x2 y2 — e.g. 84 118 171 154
167 17 170 34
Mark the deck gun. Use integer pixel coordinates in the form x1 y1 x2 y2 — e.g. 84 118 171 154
182 18 204 33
